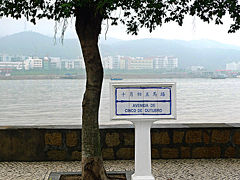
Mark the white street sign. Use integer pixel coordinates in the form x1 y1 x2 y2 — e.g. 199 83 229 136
110 82 176 180
110 82 176 121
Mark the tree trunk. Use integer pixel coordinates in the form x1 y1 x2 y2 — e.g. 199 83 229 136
75 7 109 180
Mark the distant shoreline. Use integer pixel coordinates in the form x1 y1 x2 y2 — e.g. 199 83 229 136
0 74 211 80
0 75 73 80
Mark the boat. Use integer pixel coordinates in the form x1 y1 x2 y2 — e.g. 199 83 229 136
60 76 78 79
111 78 123 80
60 73 78 79
211 74 227 79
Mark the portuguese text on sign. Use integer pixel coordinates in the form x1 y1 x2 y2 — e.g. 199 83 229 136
115 87 171 116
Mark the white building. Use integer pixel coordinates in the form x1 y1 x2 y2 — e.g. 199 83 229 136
49 57 61 69
190 66 205 71
154 56 178 69
128 57 153 70
226 62 240 71
102 55 178 70
0 54 13 62
119 57 128 69
24 57 43 70
102 56 127 70
112 55 122 69
167 56 178 69
102 56 113 69
61 58 84 69
0 54 27 62
0 62 24 70
74 58 85 69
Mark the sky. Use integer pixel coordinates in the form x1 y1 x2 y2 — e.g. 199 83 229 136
1 14 240 46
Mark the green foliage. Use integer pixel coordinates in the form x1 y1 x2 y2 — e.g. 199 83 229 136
190 0 240 33
0 0 240 34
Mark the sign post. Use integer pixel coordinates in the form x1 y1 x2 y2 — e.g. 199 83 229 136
110 82 176 180
132 120 155 180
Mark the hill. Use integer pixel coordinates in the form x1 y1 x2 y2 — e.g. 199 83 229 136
1 31 240 69
0 31 81 58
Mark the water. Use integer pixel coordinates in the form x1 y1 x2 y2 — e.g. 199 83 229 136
0 78 240 126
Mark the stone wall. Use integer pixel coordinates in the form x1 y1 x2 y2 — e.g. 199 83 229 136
0 127 240 161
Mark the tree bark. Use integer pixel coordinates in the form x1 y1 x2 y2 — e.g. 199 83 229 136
75 7 109 180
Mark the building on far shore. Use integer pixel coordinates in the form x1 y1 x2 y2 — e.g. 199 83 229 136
128 57 153 70
226 62 240 71
0 54 180 71
190 66 205 71
49 57 61 69
61 58 84 69
0 54 27 62
24 57 43 70
153 56 178 69
102 56 113 69
0 61 24 76
43 57 50 70
0 61 24 70
102 55 178 70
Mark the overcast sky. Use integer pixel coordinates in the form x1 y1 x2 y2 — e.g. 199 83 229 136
1 15 240 46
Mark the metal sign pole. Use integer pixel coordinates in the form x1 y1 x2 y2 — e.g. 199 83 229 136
131 120 155 180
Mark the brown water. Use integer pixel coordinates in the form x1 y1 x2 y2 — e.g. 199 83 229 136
0 78 240 126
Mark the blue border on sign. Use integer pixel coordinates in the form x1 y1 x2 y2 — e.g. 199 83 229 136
115 87 172 116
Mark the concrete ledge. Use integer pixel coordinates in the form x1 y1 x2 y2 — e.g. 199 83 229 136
1 123 240 161
1 121 240 129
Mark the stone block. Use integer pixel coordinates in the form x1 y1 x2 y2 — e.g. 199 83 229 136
66 131 78 147
123 133 134 146
161 148 179 159
47 150 66 160
152 148 160 159
0 134 11 158
224 147 236 158
181 147 191 158
152 132 170 145
0 130 45 161
45 132 62 146
173 131 184 144
71 151 81 160
102 148 115 160
192 147 220 158
212 130 230 143
105 133 120 147
203 132 210 144
116 148 134 159
185 130 202 144
233 131 240 145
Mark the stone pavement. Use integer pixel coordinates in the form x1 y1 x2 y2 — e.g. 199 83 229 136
0 159 240 180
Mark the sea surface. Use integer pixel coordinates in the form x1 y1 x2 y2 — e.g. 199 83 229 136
0 78 240 126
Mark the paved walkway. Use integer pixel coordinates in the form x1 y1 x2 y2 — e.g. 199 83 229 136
0 159 240 180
